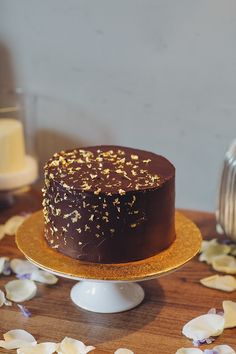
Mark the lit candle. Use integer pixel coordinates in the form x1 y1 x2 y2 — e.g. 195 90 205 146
0 119 26 173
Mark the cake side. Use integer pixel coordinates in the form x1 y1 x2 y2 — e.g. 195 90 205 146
43 146 175 263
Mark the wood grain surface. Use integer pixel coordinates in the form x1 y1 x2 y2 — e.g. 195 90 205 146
0 190 235 354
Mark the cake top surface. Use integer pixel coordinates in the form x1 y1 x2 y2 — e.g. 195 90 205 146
44 145 175 195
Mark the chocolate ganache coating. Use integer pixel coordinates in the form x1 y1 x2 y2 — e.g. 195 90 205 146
43 146 175 263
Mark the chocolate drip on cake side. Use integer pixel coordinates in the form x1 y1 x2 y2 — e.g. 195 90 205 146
42 146 176 263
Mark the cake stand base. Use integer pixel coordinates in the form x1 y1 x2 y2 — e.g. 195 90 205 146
16 211 202 313
70 281 144 313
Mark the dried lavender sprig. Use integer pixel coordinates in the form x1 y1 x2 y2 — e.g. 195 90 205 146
17 304 32 317
193 337 215 347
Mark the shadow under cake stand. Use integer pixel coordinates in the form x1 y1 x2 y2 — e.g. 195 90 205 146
16 211 202 313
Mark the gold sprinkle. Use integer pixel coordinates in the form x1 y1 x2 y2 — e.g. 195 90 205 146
50 160 59 167
102 216 109 222
85 224 90 231
76 228 82 233
102 169 110 175
64 210 81 222
82 183 92 191
94 188 101 195
89 214 94 221
92 205 99 209
90 174 97 179
118 189 126 195
131 223 137 228
55 208 61 216
131 154 138 160
143 159 151 163
117 149 125 155
113 198 120 206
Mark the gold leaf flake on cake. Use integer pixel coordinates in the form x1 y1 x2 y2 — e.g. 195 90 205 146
118 189 126 195
89 214 94 221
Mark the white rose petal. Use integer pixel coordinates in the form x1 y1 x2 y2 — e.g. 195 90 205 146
10 259 38 275
200 239 218 253
0 225 5 240
175 346 236 354
175 349 203 354
114 349 135 354
200 274 236 292
31 270 58 285
199 241 231 265
0 257 9 274
4 215 26 235
0 329 37 349
212 255 236 274
182 314 225 341
212 345 236 354
0 290 6 307
5 279 37 302
223 300 236 329
17 342 59 354
57 337 95 354
230 245 236 256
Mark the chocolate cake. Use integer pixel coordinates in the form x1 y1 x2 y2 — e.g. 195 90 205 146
42 146 175 263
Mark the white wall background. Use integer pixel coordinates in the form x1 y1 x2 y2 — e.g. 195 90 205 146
1 0 236 211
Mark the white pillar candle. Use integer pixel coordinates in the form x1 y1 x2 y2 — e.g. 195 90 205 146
0 119 26 173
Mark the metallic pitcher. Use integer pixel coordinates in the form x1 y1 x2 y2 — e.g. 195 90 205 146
216 139 236 241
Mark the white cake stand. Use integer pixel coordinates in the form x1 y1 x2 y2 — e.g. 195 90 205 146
16 210 202 313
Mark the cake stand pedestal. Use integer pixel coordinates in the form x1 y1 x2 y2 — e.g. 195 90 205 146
70 281 144 313
16 211 202 313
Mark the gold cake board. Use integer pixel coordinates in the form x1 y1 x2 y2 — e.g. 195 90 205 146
16 210 202 282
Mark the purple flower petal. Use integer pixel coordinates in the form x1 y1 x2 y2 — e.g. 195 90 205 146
16 273 31 280
2 261 11 276
17 304 32 317
193 337 215 346
219 238 235 245
204 350 219 354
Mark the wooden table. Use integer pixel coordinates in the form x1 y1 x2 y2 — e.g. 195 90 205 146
0 190 235 354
